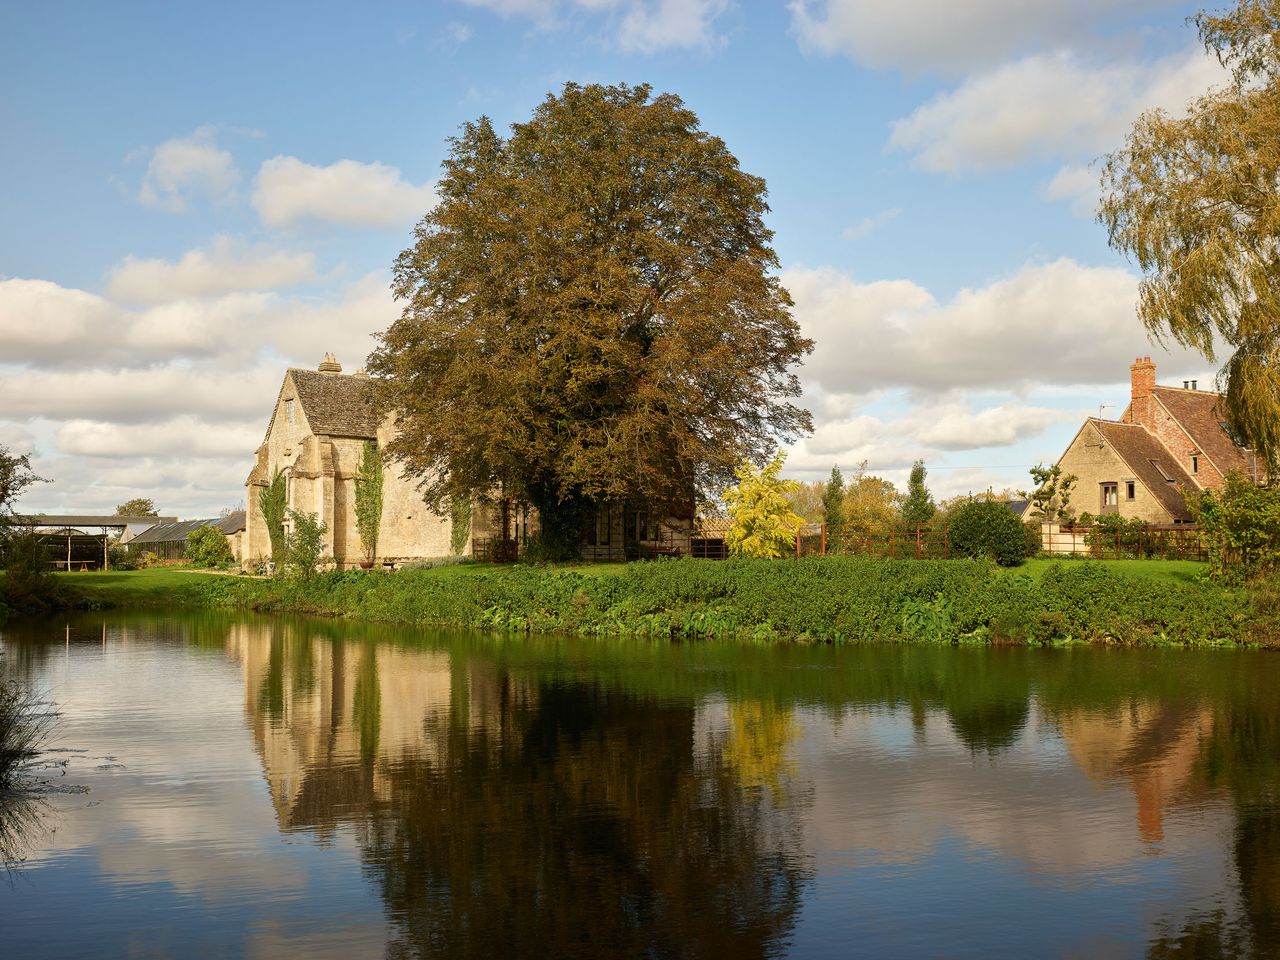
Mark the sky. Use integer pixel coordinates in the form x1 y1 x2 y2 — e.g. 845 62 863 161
0 0 1231 517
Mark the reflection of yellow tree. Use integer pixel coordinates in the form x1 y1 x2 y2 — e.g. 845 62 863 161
724 702 798 803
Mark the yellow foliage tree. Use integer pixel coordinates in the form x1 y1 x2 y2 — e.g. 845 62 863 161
724 452 805 559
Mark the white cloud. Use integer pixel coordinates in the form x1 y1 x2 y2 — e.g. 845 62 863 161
137 126 240 212
888 47 1225 174
458 0 729 52
788 0 1182 74
616 0 728 53
0 278 125 366
107 237 317 304
57 416 263 459
1043 164 1100 219
0 365 281 424
0 272 392 371
784 257 1208 396
842 208 901 241
252 157 438 229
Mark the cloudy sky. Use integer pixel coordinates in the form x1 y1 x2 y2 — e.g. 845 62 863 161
1 0 1225 516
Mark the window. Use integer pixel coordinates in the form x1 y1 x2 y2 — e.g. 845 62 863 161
1191 455 1199 474
596 505 612 545
1125 481 1136 500
1149 460 1175 484
285 398 295 427
1102 483 1118 508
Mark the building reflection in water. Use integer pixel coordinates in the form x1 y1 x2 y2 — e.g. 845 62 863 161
226 620 811 958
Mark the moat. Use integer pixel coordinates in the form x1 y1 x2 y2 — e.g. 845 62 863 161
2 612 1278 958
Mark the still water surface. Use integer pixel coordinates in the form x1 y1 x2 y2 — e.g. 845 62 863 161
1 612 1278 959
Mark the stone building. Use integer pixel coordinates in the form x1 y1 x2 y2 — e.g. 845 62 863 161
243 356 489 568
1040 358 1265 525
243 356 691 568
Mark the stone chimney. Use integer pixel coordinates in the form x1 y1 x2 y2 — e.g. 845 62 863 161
1126 356 1156 429
318 353 342 374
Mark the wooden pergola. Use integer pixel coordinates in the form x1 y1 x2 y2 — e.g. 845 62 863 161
12 515 177 571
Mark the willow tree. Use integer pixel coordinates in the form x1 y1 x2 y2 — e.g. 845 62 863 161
1100 0 1280 463
370 83 812 558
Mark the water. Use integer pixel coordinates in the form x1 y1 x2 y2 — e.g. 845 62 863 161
1 612 1278 959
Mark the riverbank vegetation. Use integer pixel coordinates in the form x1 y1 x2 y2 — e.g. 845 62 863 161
55 557 1275 647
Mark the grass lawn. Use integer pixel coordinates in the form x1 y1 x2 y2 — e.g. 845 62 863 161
1012 557 1207 586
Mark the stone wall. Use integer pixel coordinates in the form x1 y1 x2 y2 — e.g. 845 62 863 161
1057 422 1173 524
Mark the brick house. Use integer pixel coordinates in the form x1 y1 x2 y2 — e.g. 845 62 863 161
1037 358 1265 525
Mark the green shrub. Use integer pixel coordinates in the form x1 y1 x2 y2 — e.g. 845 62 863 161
107 546 137 571
948 500 1035 566
285 510 327 579
187 526 233 568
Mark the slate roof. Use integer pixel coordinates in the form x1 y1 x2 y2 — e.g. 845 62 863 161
128 511 245 546
288 370 381 439
1005 499 1030 517
1151 386 1257 478
1092 419 1196 521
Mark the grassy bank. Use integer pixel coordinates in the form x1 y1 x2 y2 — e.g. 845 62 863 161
53 557 1274 647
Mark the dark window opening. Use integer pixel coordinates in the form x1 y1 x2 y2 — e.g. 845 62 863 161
1191 455 1199 474
1125 481 1136 500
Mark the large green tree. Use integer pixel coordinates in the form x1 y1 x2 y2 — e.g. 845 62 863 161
114 497 157 517
1101 0 1280 463
370 83 813 558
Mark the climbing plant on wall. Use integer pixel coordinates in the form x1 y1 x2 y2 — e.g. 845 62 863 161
259 468 288 572
354 441 384 565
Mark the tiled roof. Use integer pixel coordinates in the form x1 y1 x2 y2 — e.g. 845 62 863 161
1151 387 1257 478
289 370 382 439
696 517 731 538
1092 419 1195 521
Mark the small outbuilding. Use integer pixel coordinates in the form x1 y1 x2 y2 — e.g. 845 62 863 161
126 511 247 562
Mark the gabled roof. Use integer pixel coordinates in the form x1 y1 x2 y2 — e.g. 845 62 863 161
1092 419 1195 521
1151 386 1256 478
288 369 381 439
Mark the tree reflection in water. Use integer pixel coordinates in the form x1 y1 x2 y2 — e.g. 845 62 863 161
358 682 808 959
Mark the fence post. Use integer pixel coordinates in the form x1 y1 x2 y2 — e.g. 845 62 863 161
821 523 827 556
944 528 949 559
916 525 922 559
890 528 896 559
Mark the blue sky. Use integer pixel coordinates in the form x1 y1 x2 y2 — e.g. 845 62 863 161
1 0 1228 515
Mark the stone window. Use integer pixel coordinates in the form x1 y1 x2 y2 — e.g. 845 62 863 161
285 398 295 427
1101 483 1118 509
1125 481 1136 500
596 505 612 545
1191 455 1199 474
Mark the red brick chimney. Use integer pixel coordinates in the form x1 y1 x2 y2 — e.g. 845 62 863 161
1127 356 1156 429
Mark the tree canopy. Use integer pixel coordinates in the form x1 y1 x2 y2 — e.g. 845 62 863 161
0 446 40 522
114 497 158 517
1101 0 1280 463
724 452 805 559
370 83 812 554
899 459 936 527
